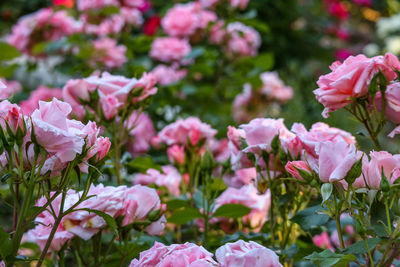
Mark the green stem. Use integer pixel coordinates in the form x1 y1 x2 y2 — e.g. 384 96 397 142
385 200 392 235
333 194 345 250
364 238 375 267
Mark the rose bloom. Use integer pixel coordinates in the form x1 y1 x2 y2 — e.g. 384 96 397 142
223 167 256 188
143 15 161 35
149 37 191 63
209 20 226 44
0 78 21 99
313 232 334 251
376 82 400 124
211 185 270 232
151 64 187 86
90 38 127 69
81 14 125 36
130 242 217 267
154 117 217 147
7 8 80 54
120 7 143 27
123 0 145 8
209 138 230 163
77 0 119 11
162 2 216 37
226 22 261 57
20 86 63 115
63 72 157 118
31 98 85 163
292 122 355 159
260 72 293 102
0 100 24 134
127 112 155 157
314 53 400 118
363 151 400 189
133 165 182 196
167 144 185 165
216 240 282 267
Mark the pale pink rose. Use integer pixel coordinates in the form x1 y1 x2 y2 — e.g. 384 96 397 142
162 3 201 37
167 144 185 165
134 165 182 196
260 72 293 102
199 10 217 30
7 8 80 54
31 98 85 163
0 78 22 99
120 7 143 27
81 14 125 36
292 122 356 159
150 37 191 63
151 64 187 86
90 38 127 69
223 167 256 188
20 86 62 115
316 140 361 183
209 20 226 45
209 138 230 163
154 117 217 147
226 22 261 57
314 53 400 117
129 242 217 267
77 0 119 11
364 151 400 189
127 112 155 157
313 232 334 251
100 94 122 120
376 82 400 124
240 118 302 158
227 126 253 170
212 185 270 232
285 161 311 181
216 240 282 267
63 72 157 118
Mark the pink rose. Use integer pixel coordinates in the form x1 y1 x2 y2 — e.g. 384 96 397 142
150 37 191 63
31 98 85 163
216 240 282 267
212 185 270 232
313 232 334 251
20 86 63 115
127 112 155 157
77 0 119 11
96 137 111 161
155 117 217 147
376 82 400 124
100 94 122 120
0 100 24 134
133 165 182 196
162 3 201 37
226 22 261 57
0 78 21 99
285 161 311 180
151 64 187 86
223 167 256 188
129 242 217 267
90 38 127 69
364 151 400 189
167 144 185 165
314 53 400 117
260 72 293 102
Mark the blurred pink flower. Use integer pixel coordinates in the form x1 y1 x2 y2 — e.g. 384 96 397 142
20 86 62 115
127 112 155 157
226 22 261 57
0 78 22 99
150 37 191 63
151 64 187 86
90 38 127 69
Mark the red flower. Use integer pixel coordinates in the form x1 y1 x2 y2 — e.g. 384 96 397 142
143 16 161 36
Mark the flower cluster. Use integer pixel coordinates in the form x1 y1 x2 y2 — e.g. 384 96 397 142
130 240 282 267
233 72 293 122
25 184 166 251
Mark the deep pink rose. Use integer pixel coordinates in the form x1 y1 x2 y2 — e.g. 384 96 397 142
314 53 400 117
216 240 282 267
285 161 311 180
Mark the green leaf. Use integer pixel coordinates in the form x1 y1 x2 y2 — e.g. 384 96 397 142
210 178 227 192
77 208 118 234
0 225 12 260
343 156 363 185
0 42 21 61
127 156 162 173
253 53 274 70
166 199 191 210
31 42 47 56
184 47 204 60
291 205 329 230
343 238 381 254
0 64 18 78
212 204 251 219
167 207 203 225
305 250 357 267
321 183 333 203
